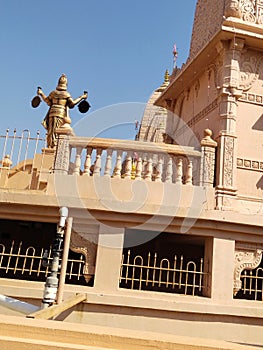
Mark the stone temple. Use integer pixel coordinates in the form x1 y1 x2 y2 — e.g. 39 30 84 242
0 0 263 349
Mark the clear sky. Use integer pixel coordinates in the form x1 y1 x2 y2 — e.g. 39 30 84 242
0 0 197 138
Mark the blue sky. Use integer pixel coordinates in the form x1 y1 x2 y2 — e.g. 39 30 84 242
0 0 197 138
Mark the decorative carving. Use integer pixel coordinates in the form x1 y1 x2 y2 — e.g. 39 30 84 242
239 53 263 91
226 0 263 24
53 128 74 174
70 230 98 284
223 136 235 187
237 157 263 172
200 129 217 187
240 92 263 105
224 0 242 18
234 248 262 295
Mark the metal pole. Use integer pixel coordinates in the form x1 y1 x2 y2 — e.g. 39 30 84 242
56 216 73 304
41 207 68 309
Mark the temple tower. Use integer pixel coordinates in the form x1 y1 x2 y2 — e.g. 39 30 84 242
156 0 263 211
136 70 169 143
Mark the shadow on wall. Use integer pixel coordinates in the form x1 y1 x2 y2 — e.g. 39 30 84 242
252 114 263 131
256 175 263 190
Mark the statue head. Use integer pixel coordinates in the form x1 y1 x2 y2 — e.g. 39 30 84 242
56 74 68 91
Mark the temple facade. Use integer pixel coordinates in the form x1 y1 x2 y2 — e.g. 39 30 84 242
0 1 263 349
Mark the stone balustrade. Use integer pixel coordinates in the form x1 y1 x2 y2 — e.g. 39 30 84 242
54 128 217 187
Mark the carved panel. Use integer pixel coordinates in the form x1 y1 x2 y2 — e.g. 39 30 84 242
54 137 70 174
234 248 262 295
223 136 235 187
239 52 263 91
70 230 98 283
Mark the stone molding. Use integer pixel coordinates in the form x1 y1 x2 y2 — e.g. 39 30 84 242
240 91 263 105
237 158 263 172
234 247 262 295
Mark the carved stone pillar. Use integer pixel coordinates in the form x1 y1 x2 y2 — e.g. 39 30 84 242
234 247 262 295
53 127 74 175
216 39 244 210
200 129 217 187
70 229 98 284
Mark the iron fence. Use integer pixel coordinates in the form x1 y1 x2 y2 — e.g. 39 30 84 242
120 250 208 296
0 240 87 285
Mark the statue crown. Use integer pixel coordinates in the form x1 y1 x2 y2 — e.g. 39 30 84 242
57 74 68 90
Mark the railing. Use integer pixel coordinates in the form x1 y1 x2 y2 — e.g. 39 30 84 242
0 129 49 190
0 128 217 190
236 267 263 301
0 129 46 169
68 137 202 185
0 240 87 286
119 250 208 296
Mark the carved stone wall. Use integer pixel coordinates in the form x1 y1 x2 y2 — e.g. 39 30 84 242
189 0 263 61
189 0 225 60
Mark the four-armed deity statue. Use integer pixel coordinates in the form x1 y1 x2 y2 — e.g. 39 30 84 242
33 74 89 148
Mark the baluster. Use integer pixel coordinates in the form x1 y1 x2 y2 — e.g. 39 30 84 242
135 153 142 180
185 159 193 185
83 147 92 176
141 154 147 178
73 147 82 175
113 150 122 178
144 154 153 181
165 157 173 183
104 149 113 177
124 152 132 179
93 148 102 176
175 158 183 184
155 155 163 182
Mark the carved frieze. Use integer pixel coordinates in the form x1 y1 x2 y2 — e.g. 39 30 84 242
240 91 263 105
225 0 263 24
234 247 262 295
237 157 263 171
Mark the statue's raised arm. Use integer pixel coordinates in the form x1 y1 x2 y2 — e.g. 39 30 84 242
34 74 88 148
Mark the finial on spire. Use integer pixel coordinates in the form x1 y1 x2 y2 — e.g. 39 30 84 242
164 69 170 83
156 69 170 92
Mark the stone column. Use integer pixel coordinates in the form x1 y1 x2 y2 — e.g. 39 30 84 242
200 129 217 187
216 38 244 210
204 237 235 301
93 225 125 292
53 127 74 175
